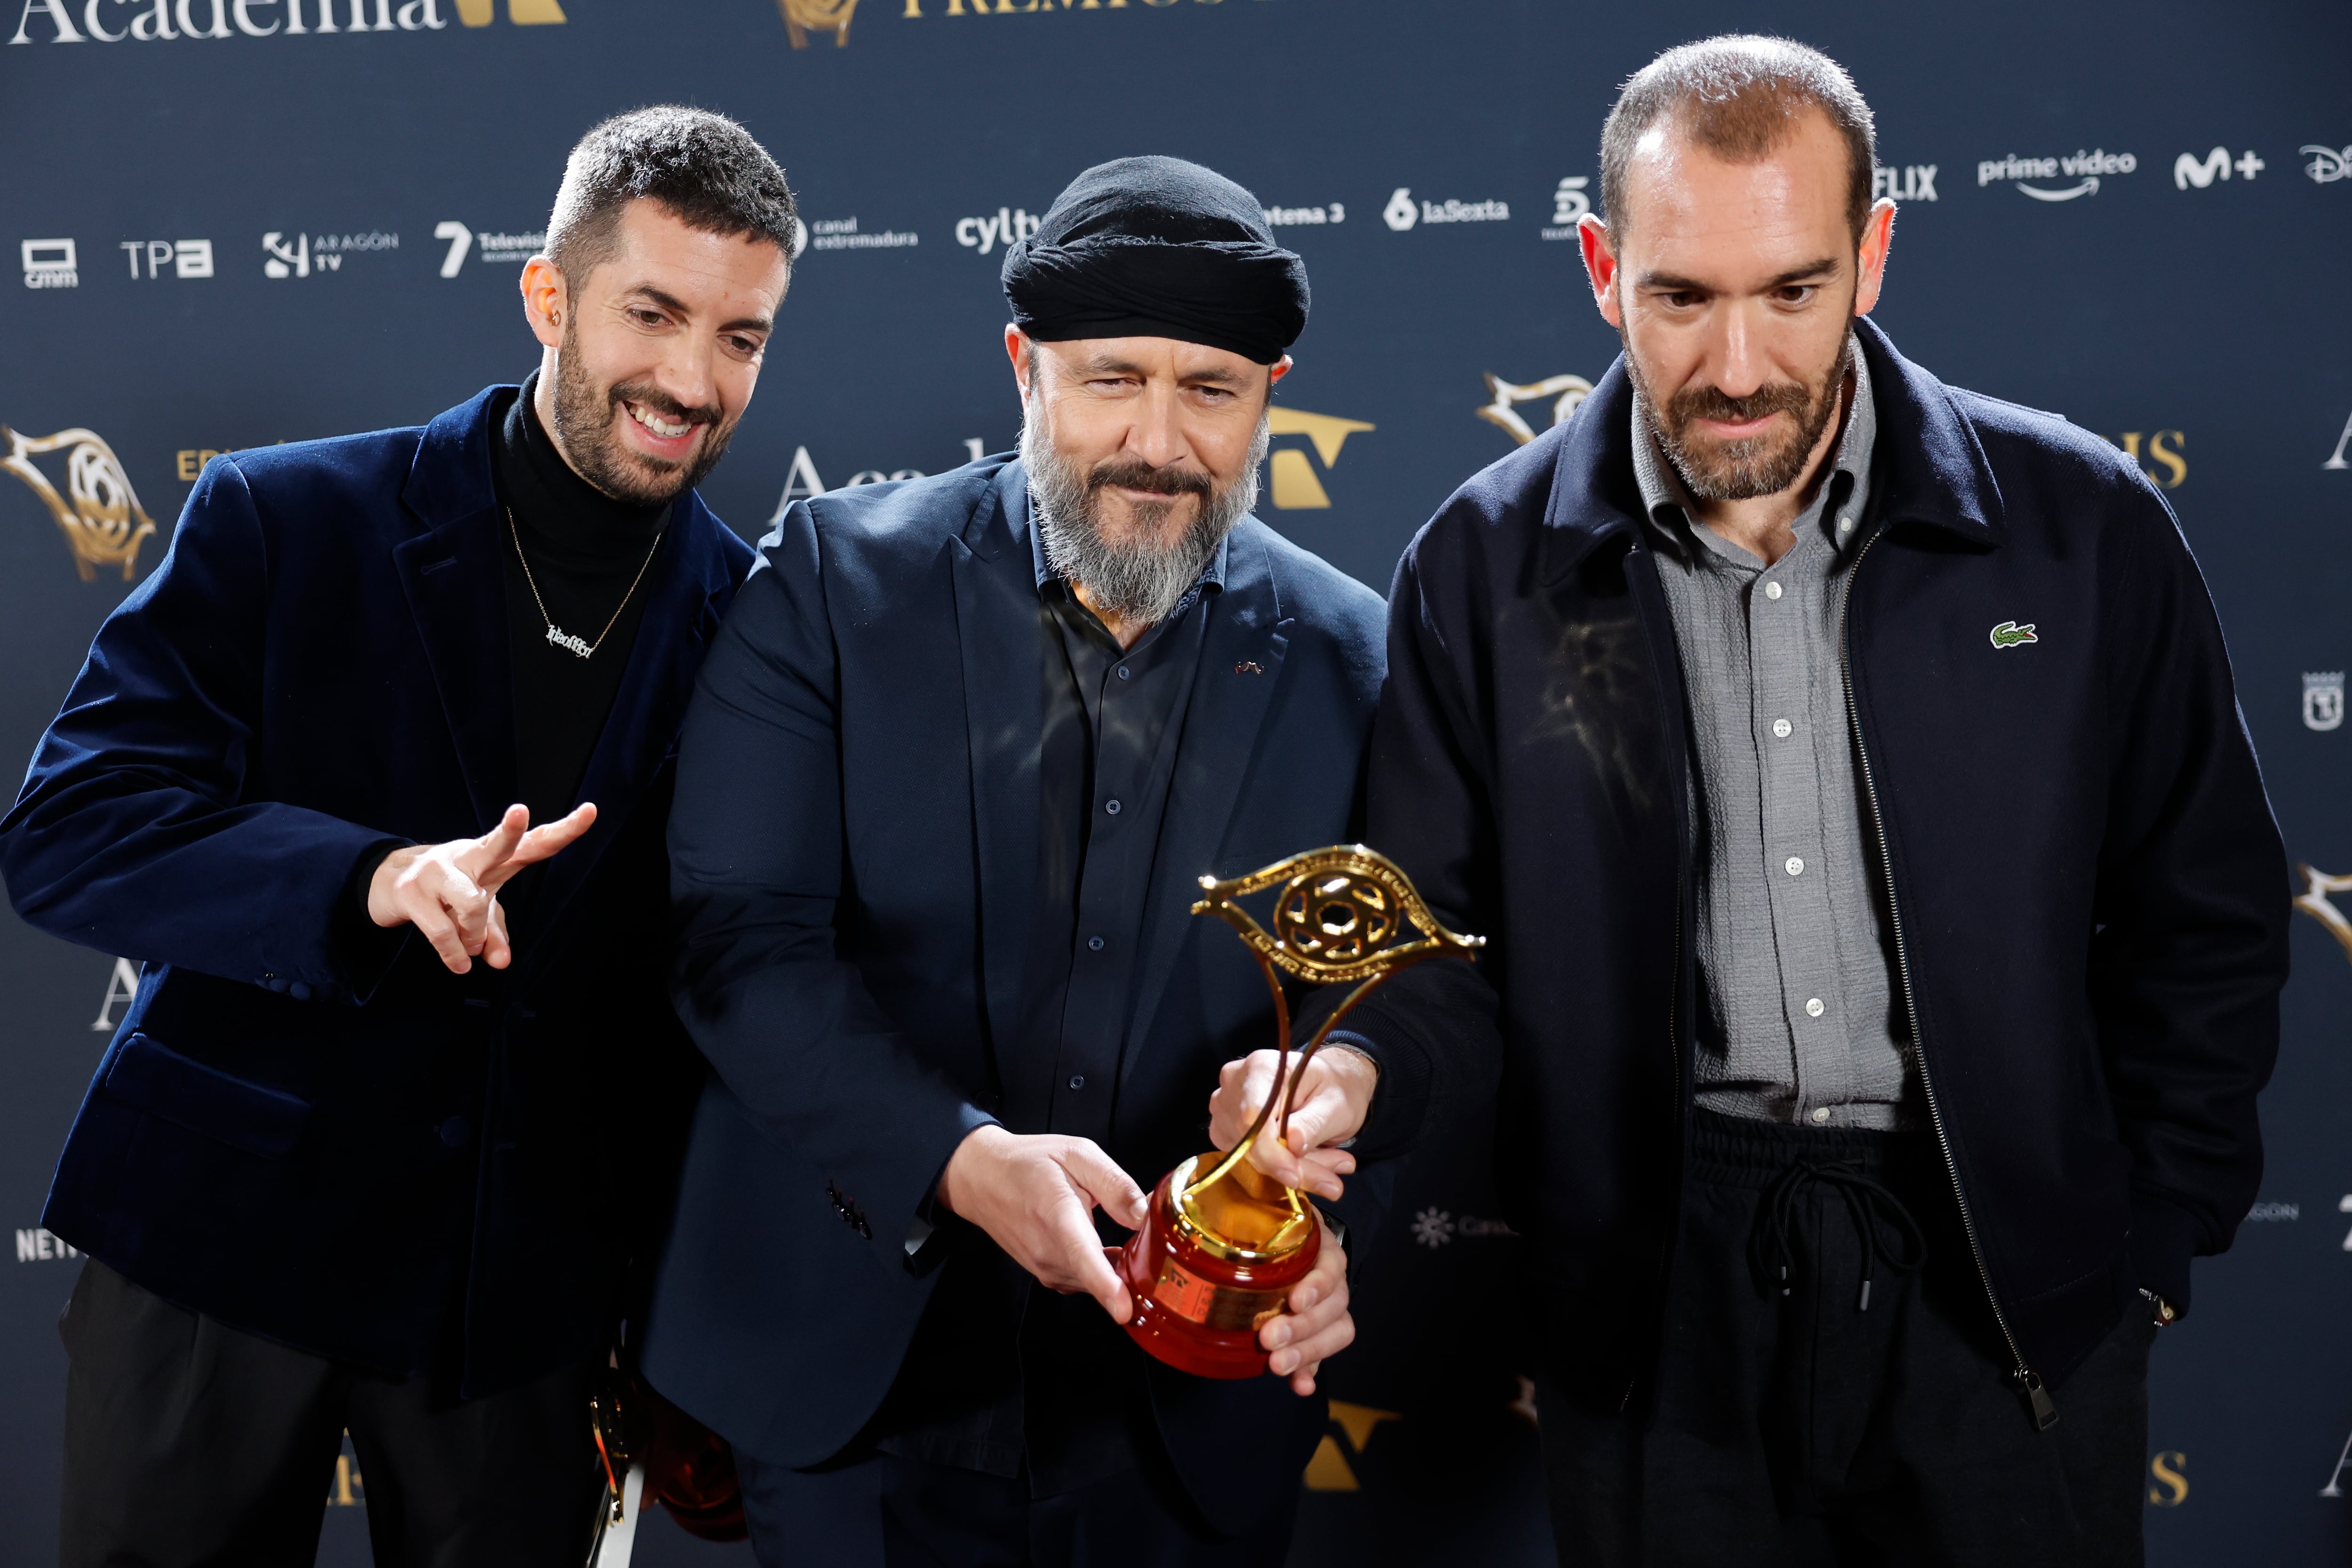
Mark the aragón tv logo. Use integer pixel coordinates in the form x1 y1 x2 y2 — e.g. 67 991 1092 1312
9 0 562 45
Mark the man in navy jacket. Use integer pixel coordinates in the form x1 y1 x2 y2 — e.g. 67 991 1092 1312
644 159 1391 1567
0 108 787 1568
1317 40 2289 1567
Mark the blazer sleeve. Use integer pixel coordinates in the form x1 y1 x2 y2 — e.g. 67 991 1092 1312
666 502 993 1274
1304 523 1507 1162
2089 479 2290 1315
0 456 405 1002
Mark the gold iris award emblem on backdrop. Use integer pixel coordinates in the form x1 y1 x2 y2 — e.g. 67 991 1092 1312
777 0 857 45
1113 846 1482 1378
2294 864 2352 969
2 426 158 581
1477 372 1593 446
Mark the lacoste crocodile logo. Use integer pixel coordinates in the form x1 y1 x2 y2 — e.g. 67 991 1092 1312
1989 620 2039 649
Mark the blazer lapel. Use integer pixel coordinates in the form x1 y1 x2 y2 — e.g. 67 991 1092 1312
1122 525 1292 1084
952 464 1047 1090
512 497 737 976
394 391 518 833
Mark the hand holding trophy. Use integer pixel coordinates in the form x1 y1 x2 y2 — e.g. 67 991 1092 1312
1113 845 1483 1379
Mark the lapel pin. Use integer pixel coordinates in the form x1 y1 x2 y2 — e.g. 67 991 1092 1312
1234 661 1264 676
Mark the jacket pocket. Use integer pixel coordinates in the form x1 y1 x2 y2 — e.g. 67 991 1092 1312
103 1032 310 1159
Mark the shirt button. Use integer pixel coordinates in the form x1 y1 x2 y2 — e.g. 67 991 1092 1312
1763 581 1784 601
1805 997 1826 1018
1116 666 1130 680
1809 1106 1832 1125
1772 718 1793 739
439 1115 471 1148
1838 516 1856 534
1104 798 1121 815
1784 856 1805 877
1087 936 1105 952
1068 1074 1087 1090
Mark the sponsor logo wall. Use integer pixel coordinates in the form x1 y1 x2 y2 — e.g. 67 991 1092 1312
2 4 2349 1566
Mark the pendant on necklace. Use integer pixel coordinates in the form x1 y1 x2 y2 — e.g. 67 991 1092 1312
546 623 595 659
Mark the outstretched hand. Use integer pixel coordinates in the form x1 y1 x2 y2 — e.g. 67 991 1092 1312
365 802 597 973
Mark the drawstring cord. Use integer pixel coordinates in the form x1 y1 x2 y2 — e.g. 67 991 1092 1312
1749 1158 1928 1312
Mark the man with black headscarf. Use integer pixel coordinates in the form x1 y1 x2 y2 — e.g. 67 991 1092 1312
643 157 1399 1566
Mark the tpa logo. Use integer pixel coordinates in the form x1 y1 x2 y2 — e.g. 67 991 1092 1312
954 207 1038 257
21 238 75 288
119 239 213 279
2173 147 2265 189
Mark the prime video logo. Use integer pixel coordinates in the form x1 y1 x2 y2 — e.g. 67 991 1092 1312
1977 149 2137 202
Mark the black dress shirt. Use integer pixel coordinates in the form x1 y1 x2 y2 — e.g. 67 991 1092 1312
861 522 1227 1496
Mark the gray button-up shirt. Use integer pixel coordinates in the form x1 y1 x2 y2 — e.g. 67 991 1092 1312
1631 342 1916 1129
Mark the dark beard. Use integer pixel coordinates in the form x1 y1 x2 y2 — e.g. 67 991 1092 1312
549 316 735 505
1630 332 1851 502
1022 404 1270 627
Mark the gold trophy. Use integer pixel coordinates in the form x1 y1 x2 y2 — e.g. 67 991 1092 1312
1113 845 1483 1377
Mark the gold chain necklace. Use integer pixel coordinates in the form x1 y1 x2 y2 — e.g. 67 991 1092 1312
506 507 664 660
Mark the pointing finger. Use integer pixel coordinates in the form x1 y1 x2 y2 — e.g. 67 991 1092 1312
459 804 529 879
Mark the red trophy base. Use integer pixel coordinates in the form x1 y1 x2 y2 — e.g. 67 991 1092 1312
1114 1154 1319 1379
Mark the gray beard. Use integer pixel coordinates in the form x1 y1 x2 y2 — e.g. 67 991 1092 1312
1021 404 1270 628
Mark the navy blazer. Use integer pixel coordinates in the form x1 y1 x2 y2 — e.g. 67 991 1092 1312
1 387 755 1396
643 460 1389 1532
1317 318 2288 1411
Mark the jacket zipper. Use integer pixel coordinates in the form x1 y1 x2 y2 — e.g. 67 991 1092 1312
1839 530 2058 1432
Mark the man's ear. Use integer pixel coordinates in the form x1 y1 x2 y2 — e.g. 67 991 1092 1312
1005 325 1032 398
1267 354 1293 389
521 255 568 350
1852 197 1897 317
1578 214 1623 329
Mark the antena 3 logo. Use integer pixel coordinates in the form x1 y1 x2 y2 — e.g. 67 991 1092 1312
8 0 561 44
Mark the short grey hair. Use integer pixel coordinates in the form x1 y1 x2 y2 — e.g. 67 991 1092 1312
1599 36 1876 243
544 106 798 284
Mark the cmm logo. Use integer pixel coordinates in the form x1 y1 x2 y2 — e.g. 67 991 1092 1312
1 425 159 580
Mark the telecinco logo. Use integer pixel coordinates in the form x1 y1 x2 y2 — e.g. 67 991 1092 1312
263 229 398 278
22 238 76 288
1538 177 1589 241
2174 147 2265 189
954 207 1038 256
1977 148 2137 202
1382 188 1508 231
8 0 562 42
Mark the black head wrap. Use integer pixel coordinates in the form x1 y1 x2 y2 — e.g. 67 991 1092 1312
1001 156 1308 366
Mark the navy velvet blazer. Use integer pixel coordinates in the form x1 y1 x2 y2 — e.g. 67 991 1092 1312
1 387 755 1396
643 460 1388 1532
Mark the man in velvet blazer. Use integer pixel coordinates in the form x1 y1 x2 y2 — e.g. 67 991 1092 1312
0 108 791 1568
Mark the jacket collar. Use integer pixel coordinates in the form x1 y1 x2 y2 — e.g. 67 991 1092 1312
1539 316 2003 582
391 384 742 975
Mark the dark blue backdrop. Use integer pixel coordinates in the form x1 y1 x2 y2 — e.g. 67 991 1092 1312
3 1 2349 1562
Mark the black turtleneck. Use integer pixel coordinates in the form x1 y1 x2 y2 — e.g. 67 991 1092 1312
488 375 672 922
